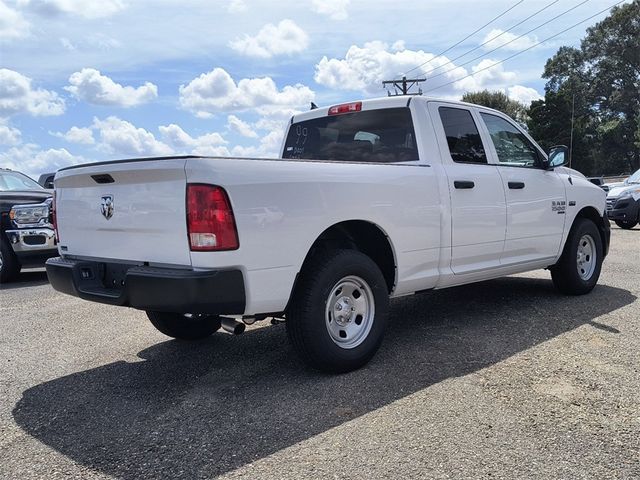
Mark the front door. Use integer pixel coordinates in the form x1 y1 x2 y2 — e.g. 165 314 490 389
477 111 566 265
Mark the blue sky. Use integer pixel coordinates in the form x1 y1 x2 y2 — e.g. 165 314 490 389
0 0 628 179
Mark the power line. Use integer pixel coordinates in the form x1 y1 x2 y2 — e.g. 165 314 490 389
423 0 628 94
426 0 560 76
425 0 591 83
403 0 524 77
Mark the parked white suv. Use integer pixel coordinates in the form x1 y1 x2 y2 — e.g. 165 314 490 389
46 96 610 372
606 169 640 229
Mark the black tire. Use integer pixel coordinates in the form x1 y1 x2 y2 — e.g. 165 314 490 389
146 311 222 340
614 219 637 229
286 249 390 373
0 235 21 283
551 218 603 295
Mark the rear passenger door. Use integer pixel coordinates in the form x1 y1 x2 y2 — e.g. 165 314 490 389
477 111 566 265
429 103 506 275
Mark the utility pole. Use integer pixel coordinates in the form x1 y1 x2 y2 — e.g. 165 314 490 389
569 92 575 169
382 76 426 96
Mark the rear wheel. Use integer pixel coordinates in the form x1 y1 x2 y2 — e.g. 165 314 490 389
286 249 389 373
0 235 21 283
146 311 221 340
551 218 603 295
614 219 637 229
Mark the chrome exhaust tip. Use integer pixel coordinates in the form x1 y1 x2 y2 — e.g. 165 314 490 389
220 317 245 335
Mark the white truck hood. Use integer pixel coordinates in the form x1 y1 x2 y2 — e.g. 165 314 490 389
607 183 640 200
556 166 586 178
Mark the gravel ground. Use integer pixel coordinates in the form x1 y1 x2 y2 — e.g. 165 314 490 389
0 226 638 479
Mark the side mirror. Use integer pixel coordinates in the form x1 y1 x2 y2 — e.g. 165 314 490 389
546 145 569 170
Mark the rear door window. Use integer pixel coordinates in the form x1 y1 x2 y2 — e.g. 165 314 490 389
438 107 487 164
282 107 419 163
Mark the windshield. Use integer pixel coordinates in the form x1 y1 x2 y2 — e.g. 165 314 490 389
626 169 640 184
0 171 44 191
282 107 419 163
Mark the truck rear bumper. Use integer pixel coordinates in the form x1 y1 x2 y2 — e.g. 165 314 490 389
45 257 246 315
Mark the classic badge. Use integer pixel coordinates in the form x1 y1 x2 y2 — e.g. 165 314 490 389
100 195 114 220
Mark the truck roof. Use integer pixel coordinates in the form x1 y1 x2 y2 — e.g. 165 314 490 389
290 95 501 124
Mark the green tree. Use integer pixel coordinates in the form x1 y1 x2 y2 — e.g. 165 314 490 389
527 0 640 175
461 90 528 124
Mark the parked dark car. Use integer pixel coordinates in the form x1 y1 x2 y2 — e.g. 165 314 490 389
38 172 55 189
0 168 57 282
587 176 609 193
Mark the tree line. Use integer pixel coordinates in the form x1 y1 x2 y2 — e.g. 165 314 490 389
462 0 639 176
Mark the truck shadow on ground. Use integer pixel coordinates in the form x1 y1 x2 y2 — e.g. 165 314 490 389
0 269 49 290
13 276 635 479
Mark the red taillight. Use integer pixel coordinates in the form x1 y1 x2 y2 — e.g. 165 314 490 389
186 184 239 251
328 101 362 115
52 190 59 242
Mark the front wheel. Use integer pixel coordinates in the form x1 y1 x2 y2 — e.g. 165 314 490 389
615 219 637 229
146 311 222 340
286 249 389 373
0 235 21 283
551 218 603 295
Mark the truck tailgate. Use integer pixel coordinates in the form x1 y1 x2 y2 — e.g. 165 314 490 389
55 159 191 266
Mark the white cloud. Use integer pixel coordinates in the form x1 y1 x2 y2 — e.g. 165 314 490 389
0 144 83 178
314 41 465 94
311 0 349 20
0 120 21 145
179 67 314 117
226 115 258 138
158 123 229 156
229 19 308 58
507 85 543 106
60 37 76 50
230 129 283 159
227 0 246 13
0 68 65 117
92 116 173 157
314 41 521 97
464 59 517 89
65 68 158 107
481 29 538 52
52 126 95 145
18 0 126 19
0 1 30 39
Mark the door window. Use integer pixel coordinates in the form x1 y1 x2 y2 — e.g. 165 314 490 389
480 113 541 168
438 107 487 164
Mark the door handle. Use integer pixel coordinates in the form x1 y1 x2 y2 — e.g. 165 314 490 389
454 180 475 189
508 181 525 189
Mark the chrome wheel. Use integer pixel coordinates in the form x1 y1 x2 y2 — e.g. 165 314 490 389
325 275 375 349
576 234 596 281
0 250 4 272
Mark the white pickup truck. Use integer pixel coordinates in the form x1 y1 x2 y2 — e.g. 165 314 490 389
46 96 610 372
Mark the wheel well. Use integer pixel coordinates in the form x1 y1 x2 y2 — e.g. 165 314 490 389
575 206 609 256
298 220 396 294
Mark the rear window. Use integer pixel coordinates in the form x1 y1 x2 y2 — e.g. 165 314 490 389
282 107 419 163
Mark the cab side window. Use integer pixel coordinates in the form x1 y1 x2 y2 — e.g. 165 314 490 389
438 107 487 164
480 113 541 168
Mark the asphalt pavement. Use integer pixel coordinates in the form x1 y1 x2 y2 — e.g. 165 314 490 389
1 227 638 479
